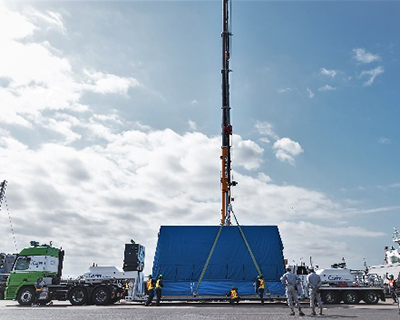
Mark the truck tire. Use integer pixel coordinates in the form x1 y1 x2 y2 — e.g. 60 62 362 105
321 290 339 304
364 290 379 305
68 286 88 306
17 287 35 305
342 291 359 304
92 286 111 305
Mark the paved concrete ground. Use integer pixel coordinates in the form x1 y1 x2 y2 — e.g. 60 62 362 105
0 299 398 320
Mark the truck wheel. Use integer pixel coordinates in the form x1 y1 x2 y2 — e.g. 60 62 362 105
342 291 359 304
321 290 339 304
68 286 88 306
17 287 35 305
92 286 111 305
364 291 379 305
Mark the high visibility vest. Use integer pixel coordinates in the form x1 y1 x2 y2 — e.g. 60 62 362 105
35 281 43 292
147 279 154 290
230 289 238 299
389 279 395 289
156 279 162 289
258 279 265 289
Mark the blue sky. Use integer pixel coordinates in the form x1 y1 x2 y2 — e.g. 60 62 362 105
0 0 399 276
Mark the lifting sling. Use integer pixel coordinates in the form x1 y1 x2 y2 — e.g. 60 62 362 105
194 214 263 296
232 212 262 277
194 224 224 295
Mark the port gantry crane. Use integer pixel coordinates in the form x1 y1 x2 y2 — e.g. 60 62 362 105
220 0 237 226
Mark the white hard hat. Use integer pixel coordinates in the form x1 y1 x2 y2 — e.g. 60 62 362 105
309 266 314 271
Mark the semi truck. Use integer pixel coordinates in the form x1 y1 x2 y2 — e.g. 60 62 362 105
4 241 145 306
291 263 385 305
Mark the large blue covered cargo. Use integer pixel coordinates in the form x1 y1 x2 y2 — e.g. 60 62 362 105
151 225 286 297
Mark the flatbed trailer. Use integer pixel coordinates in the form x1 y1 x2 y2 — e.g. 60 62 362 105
318 286 385 305
17 279 127 306
133 293 287 303
291 264 385 305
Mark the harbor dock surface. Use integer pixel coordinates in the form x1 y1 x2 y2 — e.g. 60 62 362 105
0 299 397 320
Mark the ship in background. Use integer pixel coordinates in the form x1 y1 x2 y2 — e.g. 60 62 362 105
368 227 400 284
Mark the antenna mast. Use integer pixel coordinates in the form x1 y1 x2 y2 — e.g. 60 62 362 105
220 0 236 225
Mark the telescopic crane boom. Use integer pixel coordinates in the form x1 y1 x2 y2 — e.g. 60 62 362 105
220 0 236 225
0 180 7 207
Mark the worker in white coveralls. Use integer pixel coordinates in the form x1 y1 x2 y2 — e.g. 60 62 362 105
307 266 323 315
280 267 305 316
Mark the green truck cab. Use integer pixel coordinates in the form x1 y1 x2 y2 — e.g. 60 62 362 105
5 241 64 305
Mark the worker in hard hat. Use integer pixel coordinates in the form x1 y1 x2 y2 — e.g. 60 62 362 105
144 275 155 306
155 275 164 306
280 267 305 316
227 286 240 304
307 266 323 315
386 273 398 303
257 275 265 304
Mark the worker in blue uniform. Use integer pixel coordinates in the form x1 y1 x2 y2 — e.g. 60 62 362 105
280 267 305 316
307 267 323 315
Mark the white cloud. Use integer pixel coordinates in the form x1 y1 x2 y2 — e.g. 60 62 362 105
259 137 270 144
345 205 400 215
42 118 82 145
255 121 279 140
320 68 338 78
255 122 304 165
318 85 336 92
29 8 67 34
0 5 140 129
277 87 292 93
188 120 197 130
280 221 384 267
378 137 390 144
0 3 36 41
359 66 384 86
0 29 84 125
273 137 303 165
307 87 315 98
233 136 264 170
0 134 29 152
257 172 272 183
83 69 140 95
353 48 381 64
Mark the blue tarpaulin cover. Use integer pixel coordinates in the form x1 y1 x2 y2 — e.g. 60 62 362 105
151 225 286 296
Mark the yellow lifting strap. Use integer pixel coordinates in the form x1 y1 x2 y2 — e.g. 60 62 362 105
194 224 224 296
194 214 264 296
232 212 262 277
